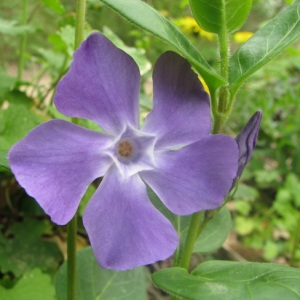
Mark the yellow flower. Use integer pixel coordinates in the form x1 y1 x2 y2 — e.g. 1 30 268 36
176 16 216 41
233 31 253 43
199 29 215 41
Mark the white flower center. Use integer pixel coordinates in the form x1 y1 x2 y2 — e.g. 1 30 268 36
106 125 157 178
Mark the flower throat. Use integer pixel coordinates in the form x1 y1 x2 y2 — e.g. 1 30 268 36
118 141 133 157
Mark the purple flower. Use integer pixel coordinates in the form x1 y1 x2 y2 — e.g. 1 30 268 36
235 110 262 180
8 32 239 270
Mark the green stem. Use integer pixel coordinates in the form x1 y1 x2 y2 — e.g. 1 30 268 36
174 9 232 274
74 0 86 50
218 20 229 114
212 2 230 133
177 211 204 270
67 1 86 299
290 214 300 267
17 0 28 81
212 113 226 134
67 213 78 300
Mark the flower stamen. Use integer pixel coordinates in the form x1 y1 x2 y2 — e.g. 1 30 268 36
118 140 133 157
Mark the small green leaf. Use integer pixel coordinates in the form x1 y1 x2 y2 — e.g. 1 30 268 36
194 206 231 253
0 18 35 35
100 0 225 90
0 69 16 98
234 215 255 235
0 91 44 152
40 0 66 14
189 0 252 34
285 173 300 207
0 219 62 277
55 247 148 300
0 269 56 300
152 261 300 299
229 0 300 90
263 240 278 260
0 150 10 172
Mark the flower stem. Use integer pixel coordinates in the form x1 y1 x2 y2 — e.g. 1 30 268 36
177 211 204 270
17 0 28 81
67 1 86 299
175 8 232 273
218 7 229 114
74 0 86 50
67 213 77 300
212 3 230 133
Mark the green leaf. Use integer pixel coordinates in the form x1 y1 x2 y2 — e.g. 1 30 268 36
0 150 10 172
194 206 231 253
285 173 300 207
40 0 66 14
189 0 252 34
55 247 148 300
0 18 35 35
0 69 16 98
0 219 62 277
148 188 231 258
234 216 255 235
35 48 67 70
0 269 56 300
152 261 300 299
0 91 44 152
229 0 300 90
100 0 225 90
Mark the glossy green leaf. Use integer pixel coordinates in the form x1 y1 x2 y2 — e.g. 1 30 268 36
189 0 252 34
152 261 300 299
0 269 56 300
100 0 225 90
229 0 300 90
194 206 231 253
55 247 148 300
0 219 62 277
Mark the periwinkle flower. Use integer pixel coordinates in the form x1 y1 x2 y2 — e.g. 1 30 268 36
8 32 239 270
235 110 262 180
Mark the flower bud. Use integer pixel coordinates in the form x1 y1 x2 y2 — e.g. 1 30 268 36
234 110 262 182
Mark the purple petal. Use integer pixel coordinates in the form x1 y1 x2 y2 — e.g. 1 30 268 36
83 166 178 270
8 120 113 225
54 32 140 135
142 51 211 149
140 135 239 215
235 110 262 179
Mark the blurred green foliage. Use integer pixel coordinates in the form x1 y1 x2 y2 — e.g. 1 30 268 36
230 44 300 265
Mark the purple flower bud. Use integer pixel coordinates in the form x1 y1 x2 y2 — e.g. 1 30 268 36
235 110 262 181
